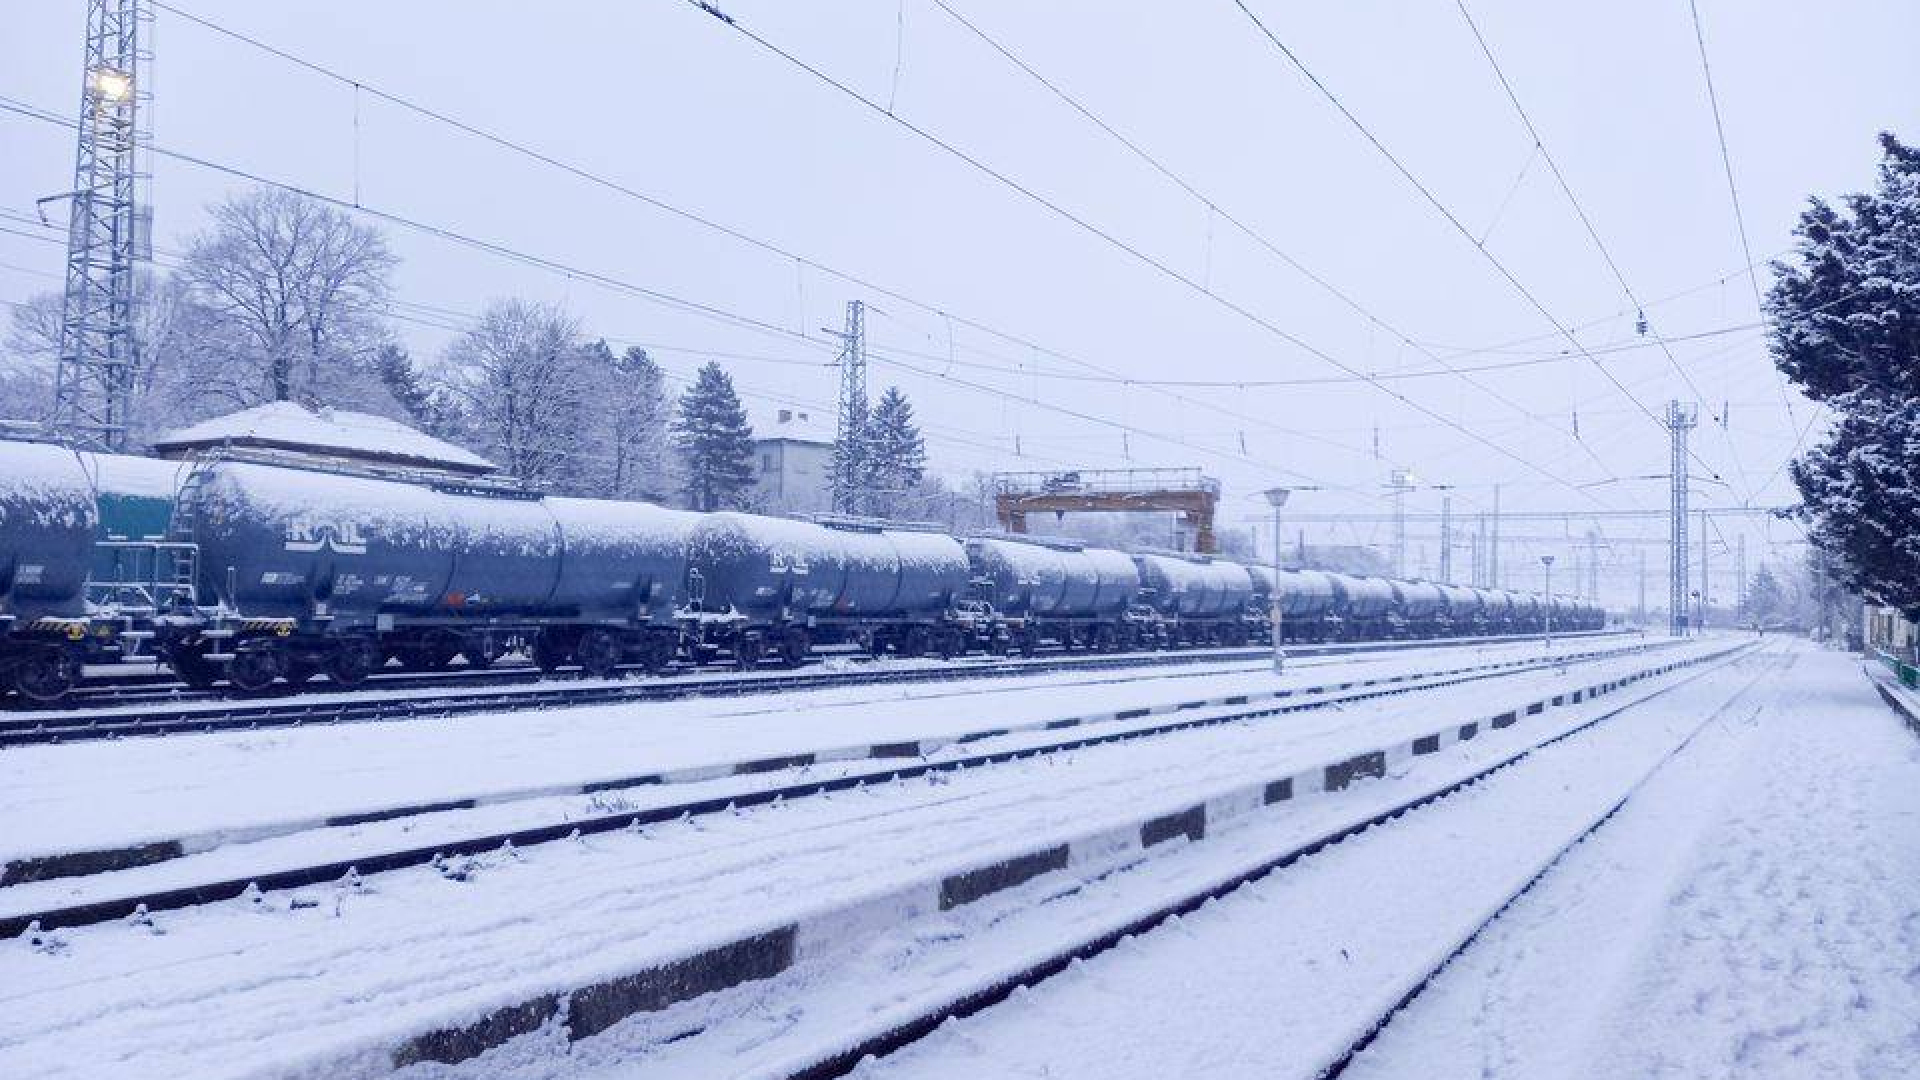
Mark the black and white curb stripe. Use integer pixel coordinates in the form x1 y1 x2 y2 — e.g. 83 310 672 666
0 640 1657 889
373 644 1737 1076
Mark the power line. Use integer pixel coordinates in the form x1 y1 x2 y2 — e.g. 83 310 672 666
1684 0 1813 473
676 0 1606 507
926 0 1614 483
1685 0 1765 326
1225 0 1723 486
1452 0 1760 508
143 0 1384 498
0 94 1362 495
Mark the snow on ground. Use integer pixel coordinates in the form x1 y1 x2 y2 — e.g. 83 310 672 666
451 639 1768 1080
0 643 1710 1080
819 641 1920 1080
1342 645 1920 1080
0 638 1637 864
0 639 1638 918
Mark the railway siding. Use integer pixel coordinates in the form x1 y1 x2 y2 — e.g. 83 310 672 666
0 639 1654 893
377 642 1742 1074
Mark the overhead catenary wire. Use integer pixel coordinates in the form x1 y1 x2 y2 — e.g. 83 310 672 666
1684 0 1816 473
0 95 1359 494
141 0 1387 498
674 0 1608 508
1451 0 1763 509
925 0 1617 484
1225 0 1724 489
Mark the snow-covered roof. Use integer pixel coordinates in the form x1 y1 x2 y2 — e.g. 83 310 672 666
749 405 835 446
151 402 496 476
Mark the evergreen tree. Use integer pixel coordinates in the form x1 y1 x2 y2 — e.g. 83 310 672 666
673 362 756 511
1769 134 1920 615
1746 564 1786 622
829 390 870 516
865 386 926 519
373 344 464 439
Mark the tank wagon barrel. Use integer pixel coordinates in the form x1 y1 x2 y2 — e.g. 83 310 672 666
0 440 112 701
0 437 1611 704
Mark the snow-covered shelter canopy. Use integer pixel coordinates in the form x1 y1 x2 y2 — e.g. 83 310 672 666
151 402 497 477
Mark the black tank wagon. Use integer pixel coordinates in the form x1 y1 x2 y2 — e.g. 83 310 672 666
168 457 697 689
0 440 111 700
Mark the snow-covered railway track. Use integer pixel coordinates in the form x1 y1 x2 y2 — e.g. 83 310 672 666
0 631 1623 747
770 642 1774 1080
0 638 1660 940
0 640 1742 1080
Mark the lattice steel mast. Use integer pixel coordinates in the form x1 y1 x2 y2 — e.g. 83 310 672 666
830 299 867 514
50 0 149 450
1667 400 1698 635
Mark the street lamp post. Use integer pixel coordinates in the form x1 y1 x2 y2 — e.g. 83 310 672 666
1262 487 1291 675
1541 554 1556 650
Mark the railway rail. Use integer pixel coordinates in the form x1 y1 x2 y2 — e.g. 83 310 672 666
772 641 1768 1080
0 629 1625 747
0 634 1659 939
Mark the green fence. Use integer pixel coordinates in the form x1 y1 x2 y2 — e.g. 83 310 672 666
1877 648 1920 690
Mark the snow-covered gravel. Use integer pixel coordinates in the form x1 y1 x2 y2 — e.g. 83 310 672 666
0 642 1710 1080
0 637 1643 865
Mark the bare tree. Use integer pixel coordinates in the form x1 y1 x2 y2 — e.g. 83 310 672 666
439 298 587 489
0 291 60 422
176 187 396 406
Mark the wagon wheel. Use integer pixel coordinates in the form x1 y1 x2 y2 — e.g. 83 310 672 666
639 635 677 674
576 629 624 680
733 636 764 671
167 644 221 690
11 649 81 705
406 631 461 672
530 631 572 674
901 625 932 659
780 628 811 668
934 629 960 660
226 646 285 694
328 640 382 689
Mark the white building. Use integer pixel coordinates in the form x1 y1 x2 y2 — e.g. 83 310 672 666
750 406 834 514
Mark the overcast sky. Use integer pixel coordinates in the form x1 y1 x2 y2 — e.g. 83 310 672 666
3 0 1916 604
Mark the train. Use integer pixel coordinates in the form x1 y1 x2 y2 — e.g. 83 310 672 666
0 437 1608 704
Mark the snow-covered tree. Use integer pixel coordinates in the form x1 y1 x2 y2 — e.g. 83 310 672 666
177 188 397 407
440 299 588 489
673 362 756 511
1746 564 1786 621
374 344 465 440
580 343 674 502
829 391 870 516
1769 134 1920 616
864 386 926 518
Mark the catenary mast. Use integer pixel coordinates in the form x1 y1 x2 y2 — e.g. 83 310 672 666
50 0 149 450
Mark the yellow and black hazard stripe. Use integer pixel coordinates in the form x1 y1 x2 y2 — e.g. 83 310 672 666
27 618 90 642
